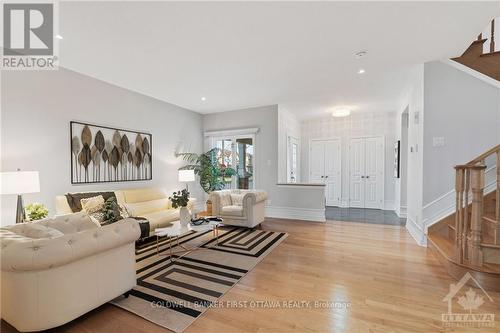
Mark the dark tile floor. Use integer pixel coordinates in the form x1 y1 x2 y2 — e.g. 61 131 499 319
325 207 406 226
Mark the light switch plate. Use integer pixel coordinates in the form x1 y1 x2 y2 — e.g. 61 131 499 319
433 137 445 147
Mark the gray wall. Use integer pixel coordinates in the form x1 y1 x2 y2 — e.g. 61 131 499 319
203 105 325 210
423 61 500 206
1 68 203 225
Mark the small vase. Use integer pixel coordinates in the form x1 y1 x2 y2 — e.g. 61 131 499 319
180 206 190 226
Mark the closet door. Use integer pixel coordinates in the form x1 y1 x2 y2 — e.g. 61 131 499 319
349 138 365 208
310 141 325 183
324 140 341 206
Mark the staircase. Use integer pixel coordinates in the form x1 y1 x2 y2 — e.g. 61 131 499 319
427 145 500 291
452 18 500 81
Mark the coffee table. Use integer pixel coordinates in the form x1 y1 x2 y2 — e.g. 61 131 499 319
154 220 221 262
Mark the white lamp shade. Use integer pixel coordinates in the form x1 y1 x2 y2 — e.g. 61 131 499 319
0 171 40 195
178 169 195 182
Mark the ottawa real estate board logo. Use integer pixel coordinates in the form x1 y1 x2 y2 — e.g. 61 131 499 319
442 272 495 328
2 1 59 70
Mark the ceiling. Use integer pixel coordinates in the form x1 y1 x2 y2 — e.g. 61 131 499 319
58 1 499 119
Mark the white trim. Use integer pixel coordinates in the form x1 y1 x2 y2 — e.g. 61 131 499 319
423 166 497 230
204 127 259 137
276 184 325 189
396 205 407 218
384 200 395 211
406 216 427 247
266 206 326 222
441 59 500 89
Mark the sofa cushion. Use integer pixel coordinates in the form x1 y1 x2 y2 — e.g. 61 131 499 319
124 198 170 217
65 192 116 212
221 205 244 217
230 194 244 206
118 188 167 204
219 192 232 207
38 212 98 234
4 223 64 239
139 210 178 229
81 195 105 214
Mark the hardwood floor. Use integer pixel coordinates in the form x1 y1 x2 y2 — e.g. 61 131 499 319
2 218 499 332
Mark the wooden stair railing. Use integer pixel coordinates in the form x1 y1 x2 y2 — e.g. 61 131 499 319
454 144 500 267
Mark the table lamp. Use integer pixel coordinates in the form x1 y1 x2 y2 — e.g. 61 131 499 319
178 169 195 193
0 170 40 223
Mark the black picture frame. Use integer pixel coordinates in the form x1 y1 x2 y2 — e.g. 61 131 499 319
70 121 152 184
394 140 400 178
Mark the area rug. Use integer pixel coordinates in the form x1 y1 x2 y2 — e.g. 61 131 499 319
111 227 288 332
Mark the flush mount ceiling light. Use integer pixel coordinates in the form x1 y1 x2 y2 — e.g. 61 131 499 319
54 34 63 40
354 51 367 59
358 68 365 74
201 97 206 101
332 109 351 117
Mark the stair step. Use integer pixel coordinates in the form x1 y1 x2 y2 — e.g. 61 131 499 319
480 50 500 58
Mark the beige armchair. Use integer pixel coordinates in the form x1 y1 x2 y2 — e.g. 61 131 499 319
209 190 268 228
0 212 140 332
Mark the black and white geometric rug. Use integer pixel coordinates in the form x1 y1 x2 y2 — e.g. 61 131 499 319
111 227 287 332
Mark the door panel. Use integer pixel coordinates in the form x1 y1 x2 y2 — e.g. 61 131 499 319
310 141 325 182
349 138 365 208
324 140 341 206
364 137 383 209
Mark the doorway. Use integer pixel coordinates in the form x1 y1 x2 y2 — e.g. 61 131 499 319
287 136 299 183
349 136 385 209
399 108 409 216
309 139 341 206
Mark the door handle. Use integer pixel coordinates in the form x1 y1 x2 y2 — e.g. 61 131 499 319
361 176 365 178
321 176 324 178
366 176 370 179
325 175 329 178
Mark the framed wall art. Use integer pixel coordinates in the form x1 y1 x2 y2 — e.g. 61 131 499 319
70 121 152 184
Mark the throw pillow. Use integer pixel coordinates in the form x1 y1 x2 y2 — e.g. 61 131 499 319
102 197 122 224
230 194 244 206
65 192 116 212
80 195 105 214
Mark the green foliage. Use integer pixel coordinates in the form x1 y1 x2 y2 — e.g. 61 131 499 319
103 197 121 223
25 203 48 221
169 189 190 208
176 148 236 194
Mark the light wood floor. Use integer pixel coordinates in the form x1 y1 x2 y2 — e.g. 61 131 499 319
2 218 499 333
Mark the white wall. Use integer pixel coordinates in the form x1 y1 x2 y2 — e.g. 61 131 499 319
421 60 500 229
1 68 203 226
277 109 301 183
300 111 397 210
203 105 325 221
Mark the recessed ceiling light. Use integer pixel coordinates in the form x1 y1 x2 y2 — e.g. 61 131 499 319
354 51 367 59
54 34 63 40
332 109 351 117
358 69 365 74
201 97 206 101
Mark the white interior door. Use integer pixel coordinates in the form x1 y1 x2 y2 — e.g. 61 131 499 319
349 138 365 208
364 137 384 209
349 137 384 209
324 140 341 206
310 141 325 183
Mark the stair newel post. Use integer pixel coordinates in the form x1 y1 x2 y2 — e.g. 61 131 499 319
490 19 495 53
454 167 464 263
495 151 500 244
469 165 486 267
462 169 470 261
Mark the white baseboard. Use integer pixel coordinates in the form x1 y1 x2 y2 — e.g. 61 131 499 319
423 166 496 231
266 206 326 222
406 216 427 247
396 206 407 218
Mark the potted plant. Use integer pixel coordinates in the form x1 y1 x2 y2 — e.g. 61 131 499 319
176 148 236 214
169 189 190 226
25 203 49 222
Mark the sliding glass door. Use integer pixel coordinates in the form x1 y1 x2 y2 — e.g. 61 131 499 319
209 134 255 190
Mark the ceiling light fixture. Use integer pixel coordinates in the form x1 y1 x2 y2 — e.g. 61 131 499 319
201 97 206 101
354 51 367 59
332 109 351 117
54 34 63 40
358 69 365 74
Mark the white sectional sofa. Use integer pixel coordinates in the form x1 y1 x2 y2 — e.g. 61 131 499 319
209 189 268 228
0 212 140 332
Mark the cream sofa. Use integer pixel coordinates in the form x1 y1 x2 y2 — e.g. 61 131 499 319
55 188 196 236
209 190 267 228
0 212 140 332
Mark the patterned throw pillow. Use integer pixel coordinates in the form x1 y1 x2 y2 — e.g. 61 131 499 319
230 194 244 206
80 195 105 214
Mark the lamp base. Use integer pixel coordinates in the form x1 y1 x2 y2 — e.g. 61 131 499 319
16 194 25 224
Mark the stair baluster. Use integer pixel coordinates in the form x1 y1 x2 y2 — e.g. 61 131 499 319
490 19 495 53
